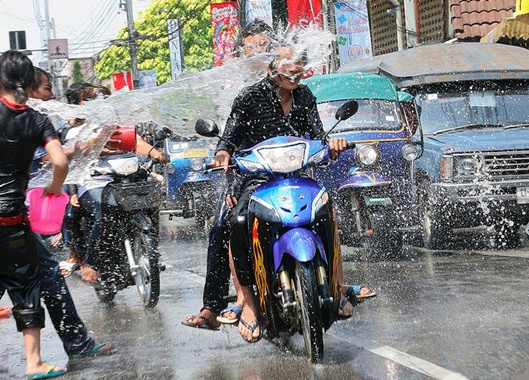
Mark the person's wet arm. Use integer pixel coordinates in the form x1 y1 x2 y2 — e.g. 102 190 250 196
44 139 68 195
215 96 248 155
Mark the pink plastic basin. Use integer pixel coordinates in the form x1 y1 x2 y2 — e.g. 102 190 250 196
26 187 69 235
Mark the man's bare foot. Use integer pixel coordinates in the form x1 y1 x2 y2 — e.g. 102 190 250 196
182 308 220 330
81 266 98 283
26 362 67 378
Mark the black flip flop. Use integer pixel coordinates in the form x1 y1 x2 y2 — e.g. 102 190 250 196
238 317 263 343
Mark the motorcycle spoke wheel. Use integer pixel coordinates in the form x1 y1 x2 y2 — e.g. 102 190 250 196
294 261 324 363
132 231 160 308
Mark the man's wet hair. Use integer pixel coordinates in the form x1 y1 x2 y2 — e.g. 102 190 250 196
66 83 111 104
66 82 91 105
266 40 308 72
233 19 274 58
32 67 52 91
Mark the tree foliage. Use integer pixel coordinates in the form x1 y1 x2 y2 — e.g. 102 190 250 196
95 0 213 84
72 61 84 83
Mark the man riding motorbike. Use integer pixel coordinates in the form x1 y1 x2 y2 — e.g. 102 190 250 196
211 42 375 343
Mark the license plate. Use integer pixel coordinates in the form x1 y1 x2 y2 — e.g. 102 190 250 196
183 148 209 158
516 186 529 204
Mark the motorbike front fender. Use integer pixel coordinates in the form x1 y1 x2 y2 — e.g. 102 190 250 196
338 170 391 192
272 228 326 272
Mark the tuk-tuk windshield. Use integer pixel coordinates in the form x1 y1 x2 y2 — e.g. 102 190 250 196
417 89 529 135
317 99 401 132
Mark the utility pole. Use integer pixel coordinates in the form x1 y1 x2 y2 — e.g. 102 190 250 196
238 0 247 29
386 0 404 51
125 0 139 89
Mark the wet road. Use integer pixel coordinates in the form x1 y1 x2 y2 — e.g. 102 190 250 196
1 220 529 380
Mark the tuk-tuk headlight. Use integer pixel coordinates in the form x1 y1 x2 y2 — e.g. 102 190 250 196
401 144 418 161
357 145 378 166
165 163 176 174
190 158 205 171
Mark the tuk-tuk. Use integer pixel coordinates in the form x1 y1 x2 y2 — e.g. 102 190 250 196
304 72 419 258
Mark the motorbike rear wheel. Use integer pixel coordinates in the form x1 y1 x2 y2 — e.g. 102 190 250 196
132 230 160 308
294 261 324 363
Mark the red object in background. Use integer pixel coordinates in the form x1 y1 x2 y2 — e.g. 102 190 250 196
112 71 133 91
287 0 322 27
107 126 137 152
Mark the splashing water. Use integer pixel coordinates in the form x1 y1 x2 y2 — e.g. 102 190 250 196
28 24 335 187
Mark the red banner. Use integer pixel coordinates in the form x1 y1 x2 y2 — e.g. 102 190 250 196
210 1 239 66
287 0 322 27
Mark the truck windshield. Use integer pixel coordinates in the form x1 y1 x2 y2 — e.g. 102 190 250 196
417 90 529 135
317 99 401 132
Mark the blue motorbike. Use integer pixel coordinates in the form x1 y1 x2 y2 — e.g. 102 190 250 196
195 100 358 363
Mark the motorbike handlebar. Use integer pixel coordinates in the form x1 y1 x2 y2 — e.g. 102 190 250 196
346 141 356 150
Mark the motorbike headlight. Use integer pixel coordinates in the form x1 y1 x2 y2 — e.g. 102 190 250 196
190 158 204 171
401 144 418 161
165 163 176 174
257 143 306 173
357 145 378 166
454 156 480 177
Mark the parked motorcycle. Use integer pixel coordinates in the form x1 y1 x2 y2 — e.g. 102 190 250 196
195 100 358 363
92 152 164 308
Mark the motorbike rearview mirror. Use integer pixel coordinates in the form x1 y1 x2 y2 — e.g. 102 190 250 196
195 118 219 137
323 100 359 141
335 100 359 121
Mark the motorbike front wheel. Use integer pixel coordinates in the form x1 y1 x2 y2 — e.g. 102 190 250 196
294 261 324 363
132 230 160 308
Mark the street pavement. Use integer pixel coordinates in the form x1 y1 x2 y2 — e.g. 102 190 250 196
1 217 529 379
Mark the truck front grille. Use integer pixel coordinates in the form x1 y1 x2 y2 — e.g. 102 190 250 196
484 150 529 179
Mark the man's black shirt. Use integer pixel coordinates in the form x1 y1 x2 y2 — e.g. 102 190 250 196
216 76 325 154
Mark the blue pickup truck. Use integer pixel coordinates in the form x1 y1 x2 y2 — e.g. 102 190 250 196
341 43 529 249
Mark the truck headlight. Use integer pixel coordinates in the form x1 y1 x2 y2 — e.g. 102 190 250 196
401 144 418 161
454 157 480 176
357 145 377 166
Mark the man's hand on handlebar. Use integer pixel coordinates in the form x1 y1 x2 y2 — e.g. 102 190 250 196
328 138 348 159
211 150 231 170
